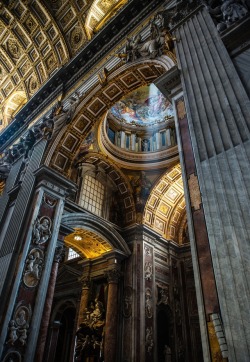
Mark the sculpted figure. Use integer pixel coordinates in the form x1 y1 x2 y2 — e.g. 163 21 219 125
0 149 14 180
145 327 153 353
206 0 249 31
52 93 80 136
33 216 51 244
7 321 18 345
221 0 248 25
24 249 44 287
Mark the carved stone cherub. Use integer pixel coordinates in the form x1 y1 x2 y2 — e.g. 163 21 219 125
32 216 52 244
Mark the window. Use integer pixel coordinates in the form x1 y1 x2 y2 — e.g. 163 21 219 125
79 175 105 216
125 133 130 149
67 248 80 260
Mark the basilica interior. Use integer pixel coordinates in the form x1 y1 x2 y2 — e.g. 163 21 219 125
0 1 250 362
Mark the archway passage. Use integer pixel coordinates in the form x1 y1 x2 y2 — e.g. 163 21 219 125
54 307 76 362
157 305 173 362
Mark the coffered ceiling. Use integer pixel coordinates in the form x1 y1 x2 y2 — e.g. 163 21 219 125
0 0 128 131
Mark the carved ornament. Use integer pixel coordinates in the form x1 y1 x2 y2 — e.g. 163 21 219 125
7 302 32 347
123 286 133 318
188 173 202 211
145 288 153 319
105 268 121 283
145 326 154 354
23 248 44 288
32 216 52 245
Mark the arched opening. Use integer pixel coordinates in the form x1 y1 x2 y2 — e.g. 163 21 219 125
157 305 173 362
46 301 77 362
54 307 76 362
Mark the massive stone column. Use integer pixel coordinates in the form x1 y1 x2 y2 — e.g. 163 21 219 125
35 244 65 362
0 163 77 362
157 2 250 361
104 266 121 362
76 264 91 327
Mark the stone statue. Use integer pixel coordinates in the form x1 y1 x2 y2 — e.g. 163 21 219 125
7 321 18 345
221 0 248 24
0 149 13 180
32 216 52 245
52 93 80 136
75 299 105 361
118 14 176 62
206 0 249 31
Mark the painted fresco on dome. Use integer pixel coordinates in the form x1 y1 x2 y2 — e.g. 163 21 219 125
110 84 173 126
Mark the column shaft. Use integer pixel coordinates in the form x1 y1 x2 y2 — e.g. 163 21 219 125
104 282 119 362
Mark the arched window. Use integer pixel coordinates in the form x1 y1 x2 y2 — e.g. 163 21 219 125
79 174 105 216
78 163 116 220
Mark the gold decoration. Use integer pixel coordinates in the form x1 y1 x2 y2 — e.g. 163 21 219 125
85 0 128 39
65 228 112 259
0 180 5 196
176 99 186 120
6 39 21 59
188 173 201 211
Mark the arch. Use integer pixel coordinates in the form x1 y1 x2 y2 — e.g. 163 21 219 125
85 0 128 39
143 164 186 244
75 152 136 226
61 212 131 257
1 91 27 131
45 56 175 176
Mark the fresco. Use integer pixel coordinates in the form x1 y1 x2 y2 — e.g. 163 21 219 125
110 84 173 126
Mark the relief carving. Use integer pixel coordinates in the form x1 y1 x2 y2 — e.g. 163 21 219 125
145 288 153 319
145 326 154 354
32 216 52 245
144 262 153 280
23 248 44 287
157 286 169 306
7 302 32 347
144 245 152 257
2 351 22 362
123 286 133 318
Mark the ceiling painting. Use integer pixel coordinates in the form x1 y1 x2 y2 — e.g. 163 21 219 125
110 84 174 126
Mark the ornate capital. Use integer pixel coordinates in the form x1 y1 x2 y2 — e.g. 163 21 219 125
81 275 90 289
105 268 121 284
54 246 65 263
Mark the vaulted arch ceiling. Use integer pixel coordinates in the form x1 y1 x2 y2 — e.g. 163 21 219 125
0 0 128 132
144 164 187 245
